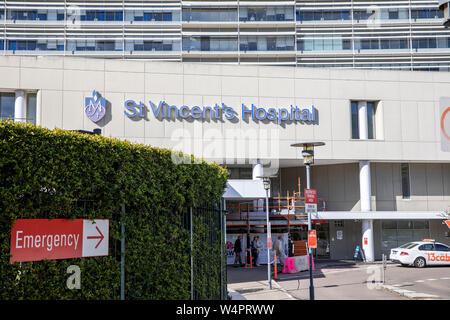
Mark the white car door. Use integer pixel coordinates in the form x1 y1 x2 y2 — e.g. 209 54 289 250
418 243 436 266
433 243 450 266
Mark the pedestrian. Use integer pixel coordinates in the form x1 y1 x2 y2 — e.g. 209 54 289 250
274 235 284 269
255 236 262 266
251 236 261 267
288 234 294 257
234 235 243 266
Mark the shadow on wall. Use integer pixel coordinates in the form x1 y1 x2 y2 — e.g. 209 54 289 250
279 163 450 212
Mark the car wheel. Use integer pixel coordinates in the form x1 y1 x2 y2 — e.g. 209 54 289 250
414 257 426 268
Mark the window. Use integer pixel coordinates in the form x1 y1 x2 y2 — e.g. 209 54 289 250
0 92 36 123
388 10 399 19
419 244 434 251
399 242 418 249
351 101 359 139
0 93 15 120
27 93 37 124
351 101 377 139
367 102 375 139
401 163 410 199
334 220 344 227
381 220 430 255
435 244 450 252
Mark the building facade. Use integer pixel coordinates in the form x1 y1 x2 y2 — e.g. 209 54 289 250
1 0 450 70
1 55 449 261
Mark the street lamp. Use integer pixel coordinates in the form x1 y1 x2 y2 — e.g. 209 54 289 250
290 142 325 301
256 175 277 290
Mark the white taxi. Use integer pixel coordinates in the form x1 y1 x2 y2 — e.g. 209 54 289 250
389 240 450 268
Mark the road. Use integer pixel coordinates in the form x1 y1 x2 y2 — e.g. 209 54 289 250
381 265 450 299
229 261 450 300
275 261 450 300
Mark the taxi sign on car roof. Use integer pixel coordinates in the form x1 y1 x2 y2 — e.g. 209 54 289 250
422 239 435 242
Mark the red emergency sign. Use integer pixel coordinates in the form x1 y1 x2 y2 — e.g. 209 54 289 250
445 220 450 229
10 219 109 263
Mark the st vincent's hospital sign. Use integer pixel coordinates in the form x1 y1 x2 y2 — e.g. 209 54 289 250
124 100 318 125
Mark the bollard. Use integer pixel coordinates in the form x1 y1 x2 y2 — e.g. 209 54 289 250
245 248 253 269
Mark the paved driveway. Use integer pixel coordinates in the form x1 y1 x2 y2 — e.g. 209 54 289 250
380 265 450 299
228 261 450 300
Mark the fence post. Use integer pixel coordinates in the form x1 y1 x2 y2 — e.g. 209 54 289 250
221 198 227 300
121 203 125 300
190 206 194 300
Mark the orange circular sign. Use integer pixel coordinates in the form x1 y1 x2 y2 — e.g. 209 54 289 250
442 107 450 140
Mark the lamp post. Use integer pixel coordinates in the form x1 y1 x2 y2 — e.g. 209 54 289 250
290 142 325 301
257 175 277 290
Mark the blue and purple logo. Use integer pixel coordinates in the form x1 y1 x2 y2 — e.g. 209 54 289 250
85 90 106 122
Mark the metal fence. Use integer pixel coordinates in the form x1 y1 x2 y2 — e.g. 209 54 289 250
182 204 227 300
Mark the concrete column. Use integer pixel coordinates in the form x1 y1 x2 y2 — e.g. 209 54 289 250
14 90 26 123
252 160 263 180
358 101 368 140
359 160 374 262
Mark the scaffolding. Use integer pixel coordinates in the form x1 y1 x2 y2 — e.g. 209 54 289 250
225 177 327 233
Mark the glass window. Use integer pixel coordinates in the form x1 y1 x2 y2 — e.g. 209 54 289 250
401 163 410 199
388 10 399 19
399 243 418 249
418 244 434 251
382 220 397 229
413 220 428 229
397 229 414 244
0 93 15 120
27 93 37 125
435 244 450 252
397 220 413 229
351 101 359 139
367 102 376 139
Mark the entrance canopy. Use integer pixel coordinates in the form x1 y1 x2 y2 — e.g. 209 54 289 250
310 211 446 220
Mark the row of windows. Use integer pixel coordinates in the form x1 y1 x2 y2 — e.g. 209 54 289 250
297 8 443 21
182 36 295 52
4 37 450 52
183 7 294 22
0 10 177 22
0 40 180 52
298 37 450 51
2 7 441 23
2 39 450 53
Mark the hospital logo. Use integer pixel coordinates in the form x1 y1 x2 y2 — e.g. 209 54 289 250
85 90 106 122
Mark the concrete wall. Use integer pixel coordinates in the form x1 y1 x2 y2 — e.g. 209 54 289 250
1 55 450 165
329 220 362 260
279 163 450 212
328 220 449 260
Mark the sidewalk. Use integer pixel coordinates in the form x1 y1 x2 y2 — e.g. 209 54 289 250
228 280 296 300
227 265 296 300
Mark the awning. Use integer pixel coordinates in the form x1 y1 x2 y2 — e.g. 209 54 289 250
310 211 447 220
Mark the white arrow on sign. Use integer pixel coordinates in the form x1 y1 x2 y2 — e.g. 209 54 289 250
82 219 109 258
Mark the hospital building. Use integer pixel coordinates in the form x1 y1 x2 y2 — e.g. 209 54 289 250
1 0 450 262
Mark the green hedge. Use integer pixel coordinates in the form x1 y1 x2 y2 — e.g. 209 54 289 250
0 120 228 300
